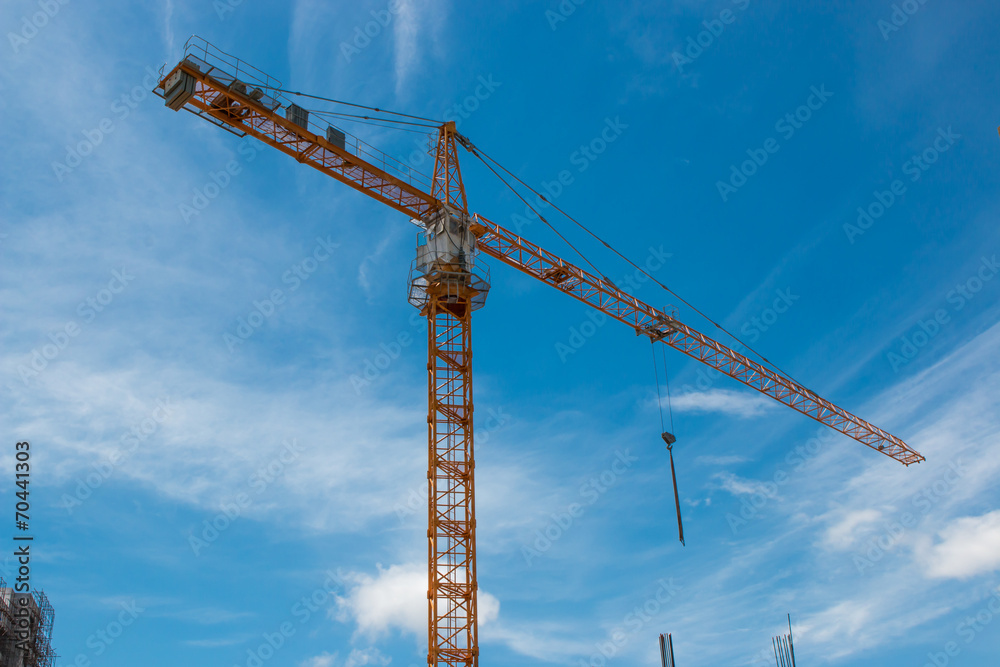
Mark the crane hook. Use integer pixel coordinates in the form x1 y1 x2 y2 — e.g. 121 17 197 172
652 338 685 546
661 431 685 546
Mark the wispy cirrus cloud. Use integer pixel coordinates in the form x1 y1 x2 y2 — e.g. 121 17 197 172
184 636 252 648
392 0 419 95
299 652 338 667
695 454 750 466
822 508 883 551
669 388 774 418
714 471 777 498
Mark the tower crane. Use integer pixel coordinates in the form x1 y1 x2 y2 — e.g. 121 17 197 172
154 37 925 667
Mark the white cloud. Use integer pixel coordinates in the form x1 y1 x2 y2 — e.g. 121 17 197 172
921 510 1000 579
794 579 955 660
335 563 500 641
481 622 594 663
330 562 582 663
798 599 874 647
392 0 419 95
300 652 338 667
714 472 777 499
695 454 750 466
163 606 255 625
335 563 425 638
161 0 175 56
479 590 501 626
345 648 389 667
765 320 1000 659
183 636 250 648
357 231 399 298
823 509 883 551
670 389 774 418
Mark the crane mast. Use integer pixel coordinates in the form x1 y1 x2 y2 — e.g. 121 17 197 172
424 297 478 667
415 124 484 666
154 37 925 667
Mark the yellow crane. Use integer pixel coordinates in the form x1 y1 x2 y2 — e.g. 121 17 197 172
155 37 924 667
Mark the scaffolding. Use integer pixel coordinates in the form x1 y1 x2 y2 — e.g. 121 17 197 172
0 579 56 667
658 614 797 667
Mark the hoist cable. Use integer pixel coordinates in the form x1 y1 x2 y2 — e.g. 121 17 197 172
464 140 795 381
662 344 674 434
273 88 443 124
466 148 605 278
651 340 666 434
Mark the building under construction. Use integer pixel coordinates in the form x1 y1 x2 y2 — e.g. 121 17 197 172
0 580 55 667
659 615 797 667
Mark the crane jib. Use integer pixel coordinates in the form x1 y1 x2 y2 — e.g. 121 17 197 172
471 214 924 466
153 42 922 466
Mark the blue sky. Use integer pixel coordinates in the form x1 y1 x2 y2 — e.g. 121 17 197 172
2 1 1000 666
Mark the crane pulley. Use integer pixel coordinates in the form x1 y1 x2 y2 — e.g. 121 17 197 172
153 35 925 667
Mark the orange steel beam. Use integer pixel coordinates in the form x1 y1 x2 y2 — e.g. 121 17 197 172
469 214 925 466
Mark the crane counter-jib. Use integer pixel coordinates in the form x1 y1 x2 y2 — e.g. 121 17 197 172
156 57 439 220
